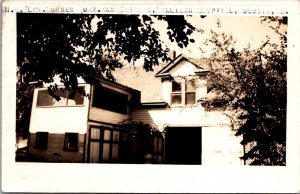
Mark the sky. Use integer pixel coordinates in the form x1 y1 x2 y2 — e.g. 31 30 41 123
110 15 286 101
154 16 284 58
91 15 285 60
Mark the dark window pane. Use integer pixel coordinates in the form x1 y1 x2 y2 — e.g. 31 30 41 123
171 94 182 105
35 132 48 149
103 130 111 141
113 131 120 141
151 133 164 163
158 156 162 163
102 143 110 161
91 128 100 140
67 87 84 105
121 131 127 142
36 90 52 106
89 142 100 163
153 137 158 152
186 93 196 105
152 155 157 162
112 143 119 160
158 138 163 152
92 86 128 114
172 81 181 92
64 133 79 151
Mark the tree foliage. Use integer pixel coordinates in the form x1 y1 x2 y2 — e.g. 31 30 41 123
122 122 161 164
17 14 197 88
16 14 199 138
203 16 287 165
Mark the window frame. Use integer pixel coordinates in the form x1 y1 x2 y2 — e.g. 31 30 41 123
171 81 183 105
171 79 196 106
89 126 122 163
36 86 85 107
63 133 79 152
92 85 129 115
35 132 48 150
185 81 196 105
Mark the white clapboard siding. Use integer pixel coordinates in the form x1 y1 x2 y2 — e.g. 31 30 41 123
89 107 130 124
131 107 243 165
131 106 231 131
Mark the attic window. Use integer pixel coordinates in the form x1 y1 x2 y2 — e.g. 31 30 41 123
171 81 182 105
185 81 196 105
171 80 196 106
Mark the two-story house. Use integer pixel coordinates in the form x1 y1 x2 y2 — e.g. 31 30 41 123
28 77 141 163
27 54 243 164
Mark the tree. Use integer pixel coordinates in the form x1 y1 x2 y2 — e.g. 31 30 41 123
16 14 201 138
203 17 287 165
17 14 198 88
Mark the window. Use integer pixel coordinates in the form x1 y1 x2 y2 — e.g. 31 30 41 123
171 80 196 106
151 132 164 164
185 81 196 105
171 81 182 105
35 132 48 149
64 133 79 151
89 127 122 163
36 87 84 107
92 86 128 114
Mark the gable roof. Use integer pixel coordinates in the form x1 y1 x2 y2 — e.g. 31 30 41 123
155 54 210 78
97 77 140 95
112 65 163 103
112 54 211 103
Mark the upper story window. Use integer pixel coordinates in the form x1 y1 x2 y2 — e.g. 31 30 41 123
36 86 84 107
171 81 182 105
92 85 128 115
171 80 196 106
185 81 196 105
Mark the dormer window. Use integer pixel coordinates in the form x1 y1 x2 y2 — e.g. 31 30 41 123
185 81 196 105
171 81 182 105
171 80 196 106
155 54 210 106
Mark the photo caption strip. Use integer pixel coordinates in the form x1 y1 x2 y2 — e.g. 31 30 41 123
2 3 290 15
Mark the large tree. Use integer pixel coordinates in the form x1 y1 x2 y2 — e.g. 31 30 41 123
16 14 200 138
203 17 287 165
17 14 198 87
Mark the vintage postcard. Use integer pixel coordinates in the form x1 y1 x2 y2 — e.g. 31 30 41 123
1 0 300 193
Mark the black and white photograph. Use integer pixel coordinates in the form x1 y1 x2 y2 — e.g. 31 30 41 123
2 0 300 193
16 14 287 165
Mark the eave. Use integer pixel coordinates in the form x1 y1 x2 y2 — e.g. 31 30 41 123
155 54 210 78
195 69 210 75
139 102 170 109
